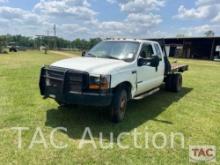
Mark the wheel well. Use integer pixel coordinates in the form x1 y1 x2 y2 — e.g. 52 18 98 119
113 82 132 100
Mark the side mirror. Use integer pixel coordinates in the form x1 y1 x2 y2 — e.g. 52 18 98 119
154 54 162 61
138 58 146 67
138 56 160 68
150 55 160 68
82 51 86 57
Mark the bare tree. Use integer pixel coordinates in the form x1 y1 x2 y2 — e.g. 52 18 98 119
204 30 215 37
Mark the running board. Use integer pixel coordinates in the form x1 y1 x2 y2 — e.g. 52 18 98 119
133 88 160 100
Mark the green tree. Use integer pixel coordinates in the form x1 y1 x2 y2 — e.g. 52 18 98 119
0 34 102 51
0 36 7 53
89 38 102 49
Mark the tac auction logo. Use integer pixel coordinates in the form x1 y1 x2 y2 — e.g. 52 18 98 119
189 145 216 163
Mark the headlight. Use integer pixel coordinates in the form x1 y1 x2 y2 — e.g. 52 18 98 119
89 74 111 90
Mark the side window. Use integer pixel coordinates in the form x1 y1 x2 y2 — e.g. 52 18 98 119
154 44 162 58
140 44 154 58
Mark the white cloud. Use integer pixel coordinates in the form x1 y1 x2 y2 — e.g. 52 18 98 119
0 0 8 3
58 24 90 39
181 25 212 36
34 0 97 21
0 0 165 39
107 0 165 13
175 1 220 22
175 5 210 19
91 13 162 38
0 6 44 24
212 13 220 22
196 0 220 6
179 24 220 36
126 13 162 26
60 24 89 34
173 0 220 37
103 0 165 38
0 6 50 36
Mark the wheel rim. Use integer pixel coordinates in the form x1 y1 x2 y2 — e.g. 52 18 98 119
120 96 126 113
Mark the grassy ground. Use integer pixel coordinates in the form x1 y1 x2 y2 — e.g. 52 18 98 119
0 51 219 164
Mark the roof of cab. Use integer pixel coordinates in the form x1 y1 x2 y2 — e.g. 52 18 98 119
104 38 157 44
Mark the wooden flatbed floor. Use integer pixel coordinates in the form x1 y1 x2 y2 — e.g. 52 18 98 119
171 63 189 73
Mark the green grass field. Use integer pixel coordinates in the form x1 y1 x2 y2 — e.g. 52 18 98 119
0 51 219 164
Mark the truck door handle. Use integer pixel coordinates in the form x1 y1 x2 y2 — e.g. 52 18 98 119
132 71 137 74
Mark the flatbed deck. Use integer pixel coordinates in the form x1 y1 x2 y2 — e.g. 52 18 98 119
170 63 189 73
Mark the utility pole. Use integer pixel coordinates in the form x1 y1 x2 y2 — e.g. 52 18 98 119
36 35 47 54
53 24 56 37
47 30 50 37
53 24 57 50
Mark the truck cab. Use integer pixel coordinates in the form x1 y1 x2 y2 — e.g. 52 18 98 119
40 39 188 123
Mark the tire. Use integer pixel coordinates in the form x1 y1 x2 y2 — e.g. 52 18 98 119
165 74 183 92
172 74 182 92
110 87 128 123
165 75 173 91
165 74 182 92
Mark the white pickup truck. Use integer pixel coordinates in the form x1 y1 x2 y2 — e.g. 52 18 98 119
39 39 188 122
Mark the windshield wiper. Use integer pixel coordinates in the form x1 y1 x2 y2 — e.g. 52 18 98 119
87 53 96 57
103 55 120 60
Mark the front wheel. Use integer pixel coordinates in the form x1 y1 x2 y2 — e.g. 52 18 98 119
110 88 128 123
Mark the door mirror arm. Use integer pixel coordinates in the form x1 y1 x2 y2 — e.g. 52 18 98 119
82 51 86 57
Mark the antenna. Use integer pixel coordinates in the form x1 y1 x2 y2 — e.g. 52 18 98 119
53 24 56 37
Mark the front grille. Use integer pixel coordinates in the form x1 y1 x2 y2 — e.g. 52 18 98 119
46 69 65 92
40 66 89 94
47 69 65 80
66 72 87 93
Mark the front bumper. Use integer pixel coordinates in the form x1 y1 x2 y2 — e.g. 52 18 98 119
39 66 113 107
45 90 112 106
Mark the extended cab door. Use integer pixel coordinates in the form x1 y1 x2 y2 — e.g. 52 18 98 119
135 43 164 95
153 43 165 87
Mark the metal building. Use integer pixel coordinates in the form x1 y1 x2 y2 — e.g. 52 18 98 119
149 37 220 60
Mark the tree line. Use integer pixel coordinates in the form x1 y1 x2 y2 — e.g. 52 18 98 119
0 34 102 53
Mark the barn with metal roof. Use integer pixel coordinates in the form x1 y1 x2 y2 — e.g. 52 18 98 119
149 37 220 60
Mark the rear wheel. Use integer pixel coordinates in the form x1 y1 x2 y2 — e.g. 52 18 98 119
110 87 128 123
165 74 182 92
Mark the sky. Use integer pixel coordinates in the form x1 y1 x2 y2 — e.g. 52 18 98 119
0 0 220 40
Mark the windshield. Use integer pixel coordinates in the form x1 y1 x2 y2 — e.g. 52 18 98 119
86 41 140 62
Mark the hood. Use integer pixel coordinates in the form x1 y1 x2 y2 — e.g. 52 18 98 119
51 57 130 75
